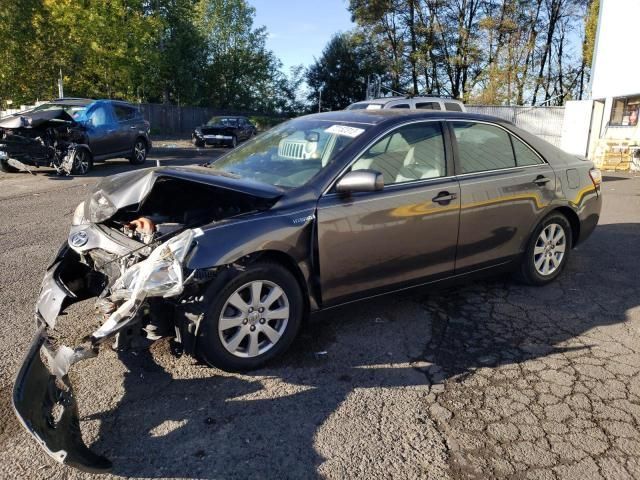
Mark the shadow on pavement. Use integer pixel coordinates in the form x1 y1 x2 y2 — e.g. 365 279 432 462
82 222 640 479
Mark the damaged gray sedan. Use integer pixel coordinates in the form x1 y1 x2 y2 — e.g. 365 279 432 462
14 110 601 472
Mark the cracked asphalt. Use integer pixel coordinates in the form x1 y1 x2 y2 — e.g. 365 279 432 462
0 149 639 479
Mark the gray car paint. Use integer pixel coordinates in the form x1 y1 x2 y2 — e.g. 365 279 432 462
13 109 602 472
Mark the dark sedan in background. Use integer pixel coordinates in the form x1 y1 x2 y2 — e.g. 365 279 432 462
192 115 257 148
14 109 601 472
0 98 151 175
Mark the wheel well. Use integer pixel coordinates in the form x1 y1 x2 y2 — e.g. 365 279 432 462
249 250 312 319
135 136 148 150
552 206 580 247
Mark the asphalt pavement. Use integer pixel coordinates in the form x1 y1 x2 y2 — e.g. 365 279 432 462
0 149 639 480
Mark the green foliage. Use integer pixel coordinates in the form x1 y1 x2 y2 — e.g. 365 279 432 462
306 32 386 111
0 0 304 114
348 0 594 105
583 0 599 69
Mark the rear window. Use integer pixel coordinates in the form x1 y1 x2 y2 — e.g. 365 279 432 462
445 102 463 112
390 104 410 109
511 136 543 166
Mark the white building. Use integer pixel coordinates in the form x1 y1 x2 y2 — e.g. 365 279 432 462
562 0 640 170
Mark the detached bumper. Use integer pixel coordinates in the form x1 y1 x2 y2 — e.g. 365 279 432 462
12 326 111 473
13 248 112 473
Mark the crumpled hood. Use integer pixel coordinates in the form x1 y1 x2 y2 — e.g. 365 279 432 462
92 165 284 212
0 108 75 129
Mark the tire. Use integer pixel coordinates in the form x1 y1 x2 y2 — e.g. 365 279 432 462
0 159 19 173
129 138 147 165
516 212 572 286
229 135 237 148
193 137 205 148
71 148 93 175
196 261 303 371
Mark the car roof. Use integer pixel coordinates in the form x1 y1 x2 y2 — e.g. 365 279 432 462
303 109 502 127
50 98 138 107
49 98 94 106
351 96 464 106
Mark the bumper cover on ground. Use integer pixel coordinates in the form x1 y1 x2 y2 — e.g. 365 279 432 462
12 326 112 473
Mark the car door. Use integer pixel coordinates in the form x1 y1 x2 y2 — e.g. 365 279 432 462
239 118 251 139
85 102 119 157
316 121 460 305
450 121 556 272
112 104 138 152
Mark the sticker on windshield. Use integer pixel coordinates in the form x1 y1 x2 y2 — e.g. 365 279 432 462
325 125 365 138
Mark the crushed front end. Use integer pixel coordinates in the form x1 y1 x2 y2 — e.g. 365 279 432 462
13 168 279 472
0 108 88 175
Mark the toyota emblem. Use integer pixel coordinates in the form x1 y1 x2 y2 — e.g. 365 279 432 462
70 230 89 248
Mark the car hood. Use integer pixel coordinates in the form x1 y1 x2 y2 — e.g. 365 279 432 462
92 165 284 212
0 108 76 129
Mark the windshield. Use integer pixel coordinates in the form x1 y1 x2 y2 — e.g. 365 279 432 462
207 118 369 188
30 103 88 120
207 117 239 127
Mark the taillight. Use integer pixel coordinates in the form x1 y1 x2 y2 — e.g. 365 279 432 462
589 168 602 189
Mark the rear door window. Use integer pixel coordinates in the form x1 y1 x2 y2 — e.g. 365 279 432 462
444 102 463 112
451 122 516 173
415 102 441 110
113 105 137 122
389 103 410 109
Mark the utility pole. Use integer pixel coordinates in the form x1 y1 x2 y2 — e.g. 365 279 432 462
318 89 322 113
58 69 64 98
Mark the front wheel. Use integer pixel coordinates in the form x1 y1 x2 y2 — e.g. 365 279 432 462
71 148 93 175
129 139 147 165
196 262 303 371
229 135 237 148
516 212 572 286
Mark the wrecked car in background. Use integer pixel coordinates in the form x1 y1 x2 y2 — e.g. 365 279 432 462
0 98 151 175
192 115 256 148
14 109 601 472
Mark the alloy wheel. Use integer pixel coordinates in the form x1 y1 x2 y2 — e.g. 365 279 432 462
533 223 566 276
73 150 89 174
134 141 146 163
218 280 290 358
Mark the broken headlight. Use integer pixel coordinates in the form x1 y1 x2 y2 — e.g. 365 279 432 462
88 191 117 223
71 201 88 226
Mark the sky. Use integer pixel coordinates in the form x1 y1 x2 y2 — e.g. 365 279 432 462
250 0 355 73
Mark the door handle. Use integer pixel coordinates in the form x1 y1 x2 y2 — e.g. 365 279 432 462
432 191 457 204
533 175 551 186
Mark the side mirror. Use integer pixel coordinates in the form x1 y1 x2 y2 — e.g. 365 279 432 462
335 169 384 194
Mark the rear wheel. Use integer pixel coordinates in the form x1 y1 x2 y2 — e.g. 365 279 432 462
129 138 147 165
196 262 303 371
71 148 93 175
0 159 19 173
517 212 572 286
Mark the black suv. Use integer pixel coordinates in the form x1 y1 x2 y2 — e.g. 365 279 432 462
0 98 152 175
192 115 257 148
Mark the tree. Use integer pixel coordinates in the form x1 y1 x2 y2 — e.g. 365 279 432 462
306 32 386 111
145 0 207 105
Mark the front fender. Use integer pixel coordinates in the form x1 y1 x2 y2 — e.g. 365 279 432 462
186 207 316 271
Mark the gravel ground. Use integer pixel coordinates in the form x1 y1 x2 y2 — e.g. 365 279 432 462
0 151 639 479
